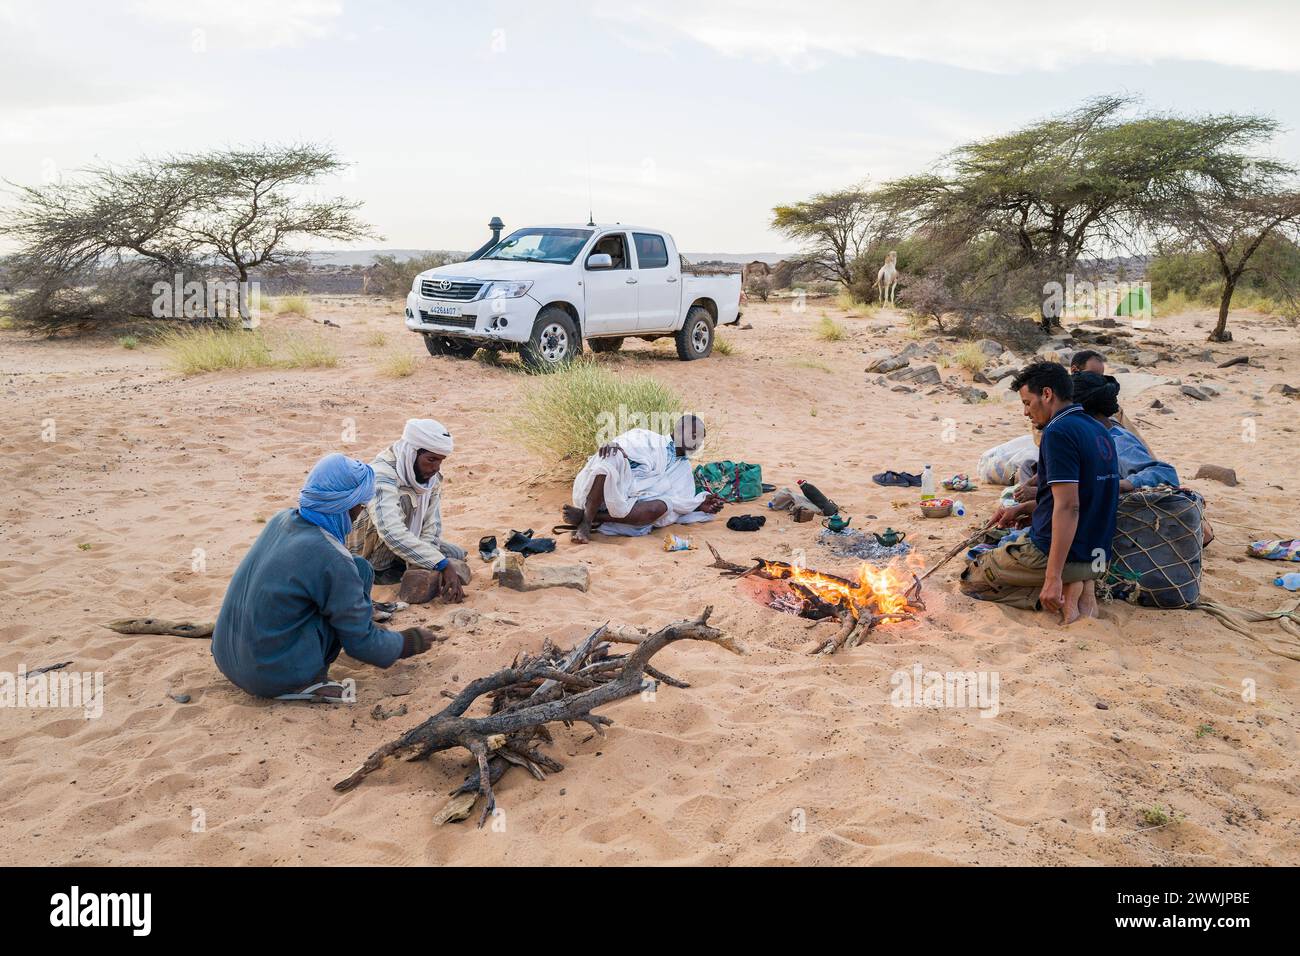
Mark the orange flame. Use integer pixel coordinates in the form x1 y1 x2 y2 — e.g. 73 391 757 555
763 556 921 621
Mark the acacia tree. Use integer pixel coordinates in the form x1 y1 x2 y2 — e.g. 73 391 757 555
168 145 376 317
0 144 374 333
1149 153 1300 341
771 188 892 287
876 96 1285 330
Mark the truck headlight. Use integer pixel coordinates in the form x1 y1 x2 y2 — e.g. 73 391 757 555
482 281 532 300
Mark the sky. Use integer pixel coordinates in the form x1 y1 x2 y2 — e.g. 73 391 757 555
1 0 1299 255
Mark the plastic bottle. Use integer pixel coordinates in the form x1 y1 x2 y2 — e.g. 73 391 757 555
1276 573 1300 591
920 465 935 501
953 499 966 517
796 479 839 516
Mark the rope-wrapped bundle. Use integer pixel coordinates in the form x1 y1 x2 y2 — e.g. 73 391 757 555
1103 488 1204 609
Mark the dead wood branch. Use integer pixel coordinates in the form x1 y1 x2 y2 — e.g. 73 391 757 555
334 608 725 826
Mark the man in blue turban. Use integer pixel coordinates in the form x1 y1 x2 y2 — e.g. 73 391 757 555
212 453 439 702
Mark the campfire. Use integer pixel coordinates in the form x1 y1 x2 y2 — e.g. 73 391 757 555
707 544 926 654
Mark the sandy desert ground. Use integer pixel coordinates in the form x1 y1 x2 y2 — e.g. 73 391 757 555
1 297 1298 866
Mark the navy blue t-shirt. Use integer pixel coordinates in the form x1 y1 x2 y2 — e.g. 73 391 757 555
1029 405 1120 564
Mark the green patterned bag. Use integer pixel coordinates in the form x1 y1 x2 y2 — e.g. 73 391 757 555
693 461 763 502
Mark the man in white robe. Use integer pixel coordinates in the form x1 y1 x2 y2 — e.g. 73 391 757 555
564 414 724 543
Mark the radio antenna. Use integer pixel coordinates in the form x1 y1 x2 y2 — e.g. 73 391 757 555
586 137 594 226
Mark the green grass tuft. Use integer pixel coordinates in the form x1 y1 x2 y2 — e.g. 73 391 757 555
815 315 846 342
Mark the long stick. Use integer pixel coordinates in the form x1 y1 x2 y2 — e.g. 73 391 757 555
914 530 985 585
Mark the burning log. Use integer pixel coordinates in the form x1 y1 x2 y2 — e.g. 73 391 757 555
333 608 732 827
706 545 923 654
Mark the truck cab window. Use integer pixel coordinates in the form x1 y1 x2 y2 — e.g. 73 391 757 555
633 233 669 269
588 233 628 269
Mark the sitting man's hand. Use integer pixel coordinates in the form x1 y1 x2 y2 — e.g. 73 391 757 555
399 626 440 659
597 443 626 460
697 493 725 514
438 564 465 604
1039 575 1064 615
988 502 1030 529
1012 481 1037 503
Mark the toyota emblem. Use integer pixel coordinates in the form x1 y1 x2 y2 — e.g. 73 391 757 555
432 279 452 292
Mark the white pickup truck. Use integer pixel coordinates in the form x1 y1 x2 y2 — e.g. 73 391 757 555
404 224 742 369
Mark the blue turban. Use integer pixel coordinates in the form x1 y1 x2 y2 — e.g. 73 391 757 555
298 453 376 544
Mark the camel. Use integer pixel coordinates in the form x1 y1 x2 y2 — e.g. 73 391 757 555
874 251 899 306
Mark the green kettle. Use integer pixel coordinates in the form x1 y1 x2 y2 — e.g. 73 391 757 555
872 527 907 547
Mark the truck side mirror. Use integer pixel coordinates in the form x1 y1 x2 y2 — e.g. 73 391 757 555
586 253 613 269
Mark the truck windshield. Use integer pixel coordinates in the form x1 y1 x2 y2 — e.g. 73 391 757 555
482 228 593 264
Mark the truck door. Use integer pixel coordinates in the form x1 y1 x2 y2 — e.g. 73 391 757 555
581 232 637 336
631 232 679 331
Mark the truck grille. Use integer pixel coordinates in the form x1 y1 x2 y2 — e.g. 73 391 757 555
420 279 483 301
419 310 476 329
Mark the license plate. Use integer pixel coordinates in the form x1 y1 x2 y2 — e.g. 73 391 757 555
425 303 461 317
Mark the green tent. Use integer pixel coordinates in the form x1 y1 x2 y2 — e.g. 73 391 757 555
1115 287 1148 316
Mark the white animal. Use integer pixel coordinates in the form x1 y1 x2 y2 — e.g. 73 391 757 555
875 251 899 307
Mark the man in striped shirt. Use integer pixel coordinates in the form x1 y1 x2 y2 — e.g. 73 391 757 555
348 419 472 603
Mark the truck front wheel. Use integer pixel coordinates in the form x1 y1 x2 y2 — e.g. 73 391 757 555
675 305 714 360
423 334 479 359
521 307 580 370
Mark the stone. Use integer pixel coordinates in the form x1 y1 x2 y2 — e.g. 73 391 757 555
493 552 590 593
987 363 1020 382
958 386 988 404
169 693 191 704
1194 464 1238 487
974 338 1005 357
398 568 441 604
1180 385 1212 402
1132 351 1159 368
1217 355 1249 368
1270 383 1300 398
865 351 909 373
886 363 941 387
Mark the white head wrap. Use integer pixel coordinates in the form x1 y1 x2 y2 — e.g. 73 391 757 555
392 419 453 534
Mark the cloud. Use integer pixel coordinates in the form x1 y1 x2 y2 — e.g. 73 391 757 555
598 0 1300 74
131 0 344 49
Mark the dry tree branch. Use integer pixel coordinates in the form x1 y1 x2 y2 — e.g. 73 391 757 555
333 607 727 826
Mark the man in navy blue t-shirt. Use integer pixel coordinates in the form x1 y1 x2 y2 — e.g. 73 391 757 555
961 362 1119 623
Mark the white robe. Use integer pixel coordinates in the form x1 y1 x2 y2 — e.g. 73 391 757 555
571 429 714 536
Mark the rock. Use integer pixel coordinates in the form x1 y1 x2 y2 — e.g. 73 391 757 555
865 351 909 373
169 693 191 704
1217 355 1249 368
398 568 441 604
1270 383 1300 398
987 363 1020 382
1189 349 1214 362
974 338 1005 357
1149 399 1163 409
1180 385 1212 402
1132 351 1159 368
1095 701 1109 710
994 374 1018 399
972 370 992 385
886 363 941 386
493 552 590 593
891 385 915 393
958 386 988 404
1194 464 1238 486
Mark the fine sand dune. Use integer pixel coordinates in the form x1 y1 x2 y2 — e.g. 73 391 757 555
1 299 1297 866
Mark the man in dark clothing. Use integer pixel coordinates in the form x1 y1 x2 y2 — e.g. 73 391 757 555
212 453 439 702
961 362 1120 624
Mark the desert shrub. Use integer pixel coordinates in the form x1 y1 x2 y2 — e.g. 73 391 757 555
713 334 736 356
815 315 846 341
267 294 310 317
745 276 771 302
378 348 418 378
367 252 456 297
118 335 139 349
364 330 388 347
508 358 683 466
951 342 986 373
159 327 337 374
279 331 338 368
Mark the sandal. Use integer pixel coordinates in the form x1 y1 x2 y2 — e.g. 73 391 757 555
873 470 920 487
275 680 352 704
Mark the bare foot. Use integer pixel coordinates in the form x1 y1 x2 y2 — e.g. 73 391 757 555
1059 580 1083 626
1079 581 1099 619
562 505 585 526
571 520 591 544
